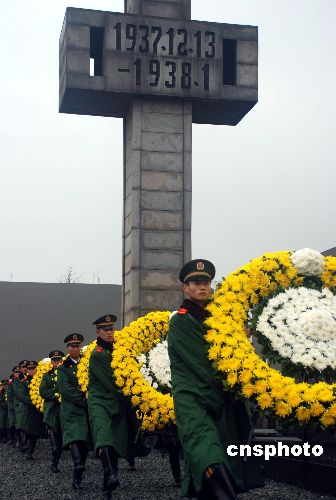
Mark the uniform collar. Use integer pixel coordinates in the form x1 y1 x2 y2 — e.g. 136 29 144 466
97 336 113 352
180 298 210 322
63 356 80 368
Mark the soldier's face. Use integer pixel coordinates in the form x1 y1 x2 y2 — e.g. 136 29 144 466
67 344 81 360
27 368 37 377
51 359 62 368
97 326 115 343
182 280 212 306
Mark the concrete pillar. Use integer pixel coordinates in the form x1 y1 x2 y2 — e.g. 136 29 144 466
122 0 192 325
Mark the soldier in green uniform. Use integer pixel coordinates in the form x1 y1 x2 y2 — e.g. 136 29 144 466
13 360 29 451
168 259 263 500
88 314 148 500
39 350 64 473
6 373 16 445
15 361 45 459
0 380 9 443
57 333 91 490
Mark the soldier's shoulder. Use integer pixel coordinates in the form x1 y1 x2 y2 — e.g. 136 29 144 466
170 308 190 324
91 346 102 357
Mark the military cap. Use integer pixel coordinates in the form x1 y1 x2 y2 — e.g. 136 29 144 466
49 350 65 360
64 333 84 345
179 259 216 283
0 379 9 385
13 366 20 373
26 361 38 369
93 314 117 327
18 360 29 368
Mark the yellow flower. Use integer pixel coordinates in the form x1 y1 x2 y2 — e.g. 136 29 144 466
257 393 273 409
239 370 253 384
275 401 292 417
296 406 311 422
320 412 336 427
227 372 238 386
310 402 325 417
241 383 255 398
131 395 140 406
317 389 334 403
254 380 267 394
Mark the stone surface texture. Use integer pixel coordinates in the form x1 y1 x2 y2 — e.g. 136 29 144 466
123 97 192 324
122 0 192 325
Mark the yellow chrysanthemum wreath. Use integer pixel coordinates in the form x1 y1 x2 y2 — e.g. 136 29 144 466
111 311 174 431
205 251 336 428
30 360 53 412
77 341 97 394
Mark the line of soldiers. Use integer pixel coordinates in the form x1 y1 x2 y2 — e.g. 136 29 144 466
0 315 181 500
1 259 264 500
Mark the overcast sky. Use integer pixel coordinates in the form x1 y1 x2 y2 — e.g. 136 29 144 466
1 0 335 285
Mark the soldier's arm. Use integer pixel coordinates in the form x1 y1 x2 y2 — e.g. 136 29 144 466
39 373 57 401
57 366 87 407
15 381 32 406
90 351 119 393
168 315 220 389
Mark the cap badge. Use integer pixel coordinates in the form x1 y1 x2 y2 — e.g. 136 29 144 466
106 315 111 321
55 351 59 356
74 335 78 340
196 262 205 270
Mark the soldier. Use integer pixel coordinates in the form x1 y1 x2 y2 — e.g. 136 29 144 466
168 259 263 500
39 350 64 473
88 315 149 500
15 361 45 459
57 334 91 490
13 360 29 451
0 380 9 443
6 373 16 445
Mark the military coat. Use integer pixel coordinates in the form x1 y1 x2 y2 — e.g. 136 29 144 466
88 337 147 457
57 356 91 448
6 382 16 428
15 376 44 436
39 369 61 432
13 377 23 428
0 390 8 430
168 299 263 496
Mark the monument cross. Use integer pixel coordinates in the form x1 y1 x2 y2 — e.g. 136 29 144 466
59 0 258 326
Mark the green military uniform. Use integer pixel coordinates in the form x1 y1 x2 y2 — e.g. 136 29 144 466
40 369 61 433
58 333 90 490
0 382 8 442
88 314 149 499
40 350 64 473
15 375 44 437
13 377 23 430
7 368 20 446
88 337 143 456
6 381 16 430
168 259 263 498
57 357 90 448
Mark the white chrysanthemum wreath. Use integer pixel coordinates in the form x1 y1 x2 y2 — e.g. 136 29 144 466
257 287 336 371
138 339 171 392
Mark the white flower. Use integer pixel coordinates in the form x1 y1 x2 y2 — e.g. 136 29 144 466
137 339 171 390
290 248 325 276
256 287 336 371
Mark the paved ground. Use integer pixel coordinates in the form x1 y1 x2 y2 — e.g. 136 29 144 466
0 439 335 499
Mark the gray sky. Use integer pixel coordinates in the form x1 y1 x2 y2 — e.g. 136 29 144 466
1 0 335 285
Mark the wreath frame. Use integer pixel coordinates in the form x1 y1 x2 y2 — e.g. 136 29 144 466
111 311 174 431
205 251 336 428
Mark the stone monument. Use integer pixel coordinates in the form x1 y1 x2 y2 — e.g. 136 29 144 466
59 0 258 325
